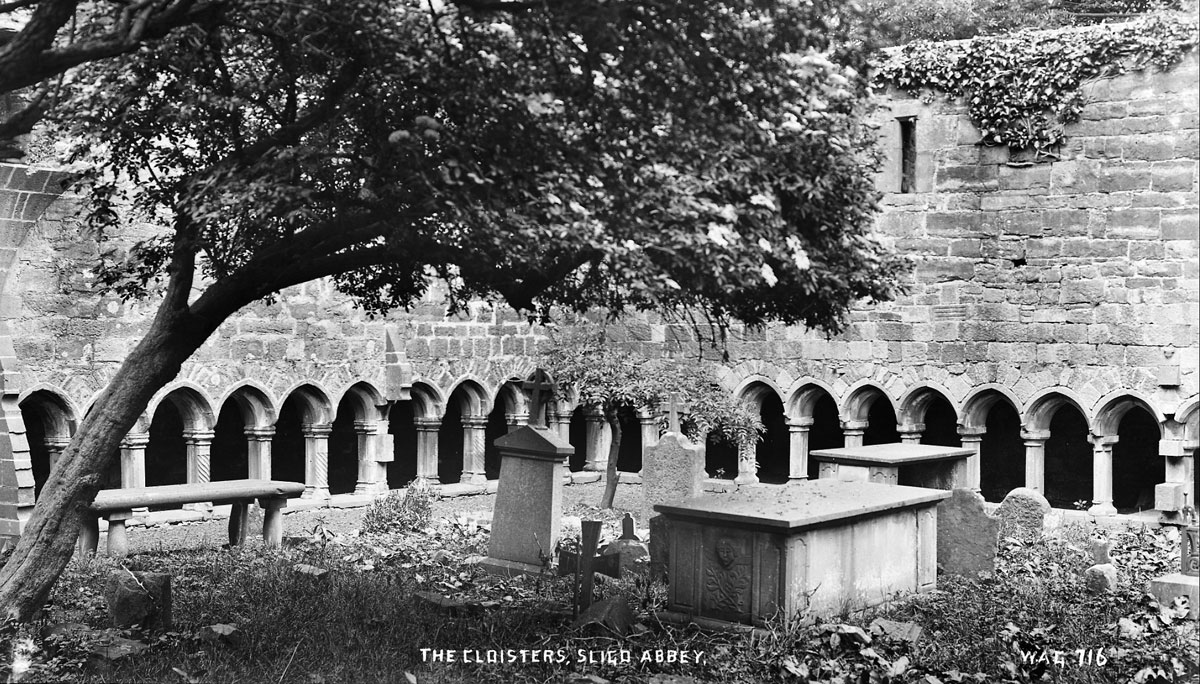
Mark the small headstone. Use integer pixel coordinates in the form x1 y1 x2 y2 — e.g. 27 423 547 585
104 571 172 632
936 488 999 576
995 487 1051 543
1084 563 1119 594
599 512 650 573
643 433 705 508
1089 537 1113 565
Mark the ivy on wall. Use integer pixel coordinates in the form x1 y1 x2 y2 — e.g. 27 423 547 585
874 15 1199 159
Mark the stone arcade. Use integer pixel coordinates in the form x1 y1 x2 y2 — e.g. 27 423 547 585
0 40 1197 544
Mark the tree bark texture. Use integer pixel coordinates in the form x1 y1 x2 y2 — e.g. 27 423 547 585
0 310 212 620
599 412 622 509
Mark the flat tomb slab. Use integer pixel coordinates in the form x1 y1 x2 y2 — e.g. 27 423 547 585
655 480 949 627
654 479 949 530
90 480 305 511
808 444 973 466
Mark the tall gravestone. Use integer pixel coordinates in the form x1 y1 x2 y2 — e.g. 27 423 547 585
645 396 703 581
643 396 704 507
479 370 574 576
937 488 999 576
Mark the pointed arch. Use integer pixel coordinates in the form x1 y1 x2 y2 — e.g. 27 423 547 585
1025 388 1091 433
149 383 216 431
219 382 277 428
1092 390 1165 438
841 381 897 423
961 384 1023 430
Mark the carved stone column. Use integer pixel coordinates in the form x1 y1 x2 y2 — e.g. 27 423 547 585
1089 434 1119 517
244 426 275 480
184 429 214 512
958 426 985 492
787 417 813 481
1021 429 1048 494
734 441 759 485
898 423 924 444
119 433 150 514
44 437 70 476
584 410 611 473
353 420 386 494
548 412 571 443
413 418 441 485
842 420 868 448
461 416 488 485
302 423 333 500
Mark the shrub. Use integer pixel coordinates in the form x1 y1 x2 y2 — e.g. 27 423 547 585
360 483 435 535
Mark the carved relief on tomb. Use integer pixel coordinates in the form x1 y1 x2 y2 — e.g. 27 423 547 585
1184 525 1198 577
703 536 751 614
869 467 898 485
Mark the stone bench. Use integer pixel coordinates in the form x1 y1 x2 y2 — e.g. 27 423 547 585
79 479 306 557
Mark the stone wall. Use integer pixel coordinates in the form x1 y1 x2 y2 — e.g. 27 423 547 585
0 42 1196 540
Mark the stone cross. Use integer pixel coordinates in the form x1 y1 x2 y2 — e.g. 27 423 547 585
578 520 603 612
666 392 682 434
523 368 554 428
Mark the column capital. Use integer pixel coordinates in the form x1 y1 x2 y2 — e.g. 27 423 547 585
1090 434 1120 447
353 420 380 435
183 429 216 444
120 433 151 449
461 416 489 430
302 423 334 437
958 425 987 439
44 437 72 450
897 423 925 435
787 417 814 430
413 417 441 431
1021 429 1050 442
841 420 868 432
244 426 276 440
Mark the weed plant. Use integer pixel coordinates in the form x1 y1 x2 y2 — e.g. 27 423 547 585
360 482 435 536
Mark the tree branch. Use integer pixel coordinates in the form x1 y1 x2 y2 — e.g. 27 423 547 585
0 0 224 93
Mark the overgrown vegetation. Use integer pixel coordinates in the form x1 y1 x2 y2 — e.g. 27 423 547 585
875 14 1199 158
1 492 1193 683
864 0 1185 45
360 482 436 536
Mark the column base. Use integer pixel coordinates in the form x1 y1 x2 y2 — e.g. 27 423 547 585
1088 501 1118 517
301 487 331 501
460 472 488 486
733 472 759 486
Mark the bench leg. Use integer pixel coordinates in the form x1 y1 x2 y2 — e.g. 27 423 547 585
258 498 287 548
77 516 100 557
106 518 129 558
228 502 251 546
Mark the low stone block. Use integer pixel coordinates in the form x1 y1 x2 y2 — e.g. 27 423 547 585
104 571 172 632
1084 563 1119 594
1155 482 1186 512
937 488 999 577
1148 573 1199 620
995 487 1051 543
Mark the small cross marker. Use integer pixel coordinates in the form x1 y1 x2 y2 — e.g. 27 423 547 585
523 368 555 428
666 392 682 434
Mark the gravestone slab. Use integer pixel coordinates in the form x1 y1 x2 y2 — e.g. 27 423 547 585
995 487 1051 543
479 426 574 576
936 488 999 576
643 432 705 508
1084 564 1118 593
810 443 972 490
104 571 172 632
655 479 949 627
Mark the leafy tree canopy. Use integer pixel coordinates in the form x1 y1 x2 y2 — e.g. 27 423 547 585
32 0 906 336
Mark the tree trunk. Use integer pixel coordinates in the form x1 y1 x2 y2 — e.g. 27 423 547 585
0 312 212 621
599 412 622 509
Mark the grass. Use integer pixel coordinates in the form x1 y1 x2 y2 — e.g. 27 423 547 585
1 494 1197 684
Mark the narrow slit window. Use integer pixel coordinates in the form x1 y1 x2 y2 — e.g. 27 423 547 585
899 117 916 193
